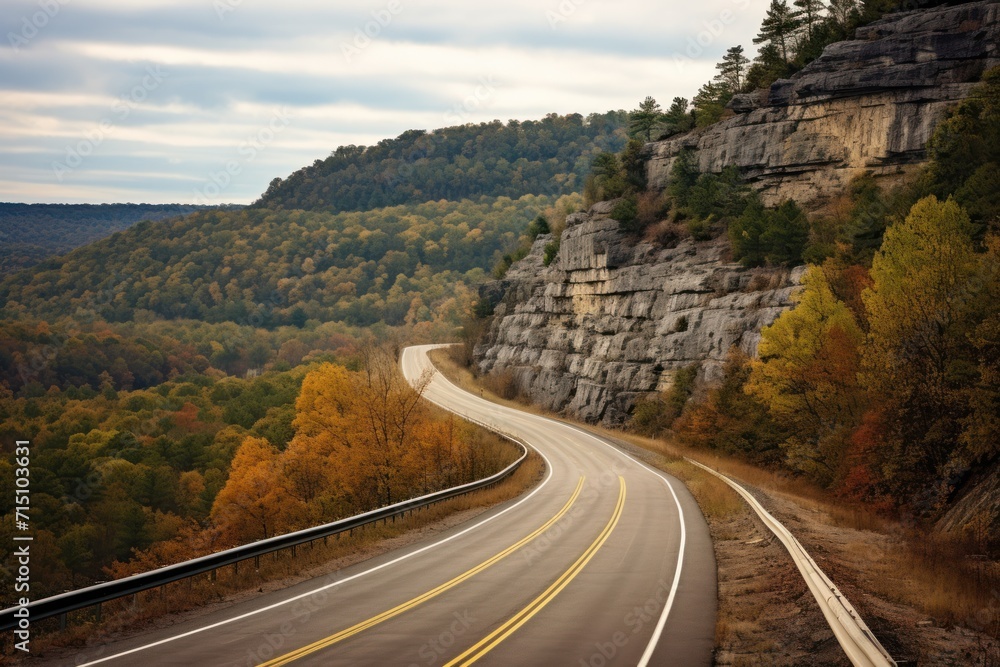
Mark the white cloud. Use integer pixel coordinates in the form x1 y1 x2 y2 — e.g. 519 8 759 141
0 0 768 203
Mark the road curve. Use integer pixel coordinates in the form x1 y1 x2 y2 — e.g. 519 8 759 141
36 345 715 667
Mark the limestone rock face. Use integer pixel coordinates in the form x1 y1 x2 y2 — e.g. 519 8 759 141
475 205 803 425
474 2 998 426
647 1 1000 206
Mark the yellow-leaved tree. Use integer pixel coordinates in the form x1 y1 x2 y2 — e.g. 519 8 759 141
210 436 300 543
861 195 988 498
747 266 865 485
290 348 434 512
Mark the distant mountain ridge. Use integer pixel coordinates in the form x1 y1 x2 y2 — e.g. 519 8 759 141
255 111 627 212
0 203 232 276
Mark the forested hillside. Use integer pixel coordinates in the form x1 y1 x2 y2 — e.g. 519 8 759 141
0 203 221 277
0 107 595 597
1 195 572 330
255 112 627 211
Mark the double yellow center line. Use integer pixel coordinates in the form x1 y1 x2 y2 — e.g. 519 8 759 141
260 477 586 667
444 476 626 666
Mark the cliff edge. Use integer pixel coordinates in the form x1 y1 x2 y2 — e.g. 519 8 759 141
475 202 802 425
646 1 1000 206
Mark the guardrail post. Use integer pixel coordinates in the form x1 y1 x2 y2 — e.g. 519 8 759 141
59 613 67 630
291 545 296 558
95 604 101 623
210 568 217 582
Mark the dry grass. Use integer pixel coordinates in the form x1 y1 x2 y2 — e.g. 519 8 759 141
431 346 541 415
427 354 1000 654
12 443 545 659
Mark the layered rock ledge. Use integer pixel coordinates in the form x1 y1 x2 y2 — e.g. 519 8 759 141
475 202 802 425
646 1 1000 206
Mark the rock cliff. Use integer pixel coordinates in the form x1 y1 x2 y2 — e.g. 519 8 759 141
475 2 998 425
646 1 1000 206
475 202 803 425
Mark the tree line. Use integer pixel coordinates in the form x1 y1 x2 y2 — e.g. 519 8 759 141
0 196 558 331
255 112 627 212
627 0 960 137
0 204 223 277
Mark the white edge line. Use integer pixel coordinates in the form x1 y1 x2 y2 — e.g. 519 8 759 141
409 345 689 665
552 421 687 666
79 425 554 665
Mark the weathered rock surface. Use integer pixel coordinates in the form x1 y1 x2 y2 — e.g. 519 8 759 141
646 1 1000 206
475 203 803 425
475 2 998 425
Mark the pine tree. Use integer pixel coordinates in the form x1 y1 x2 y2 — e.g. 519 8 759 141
628 96 664 142
663 97 693 136
794 0 826 42
827 0 857 31
715 45 751 92
753 0 802 64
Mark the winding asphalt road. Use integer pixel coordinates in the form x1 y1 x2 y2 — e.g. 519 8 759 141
38 344 715 666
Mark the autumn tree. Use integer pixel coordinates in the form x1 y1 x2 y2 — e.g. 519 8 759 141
211 437 295 543
673 348 785 464
289 349 433 511
861 196 987 498
747 267 865 485
965 236 1000 461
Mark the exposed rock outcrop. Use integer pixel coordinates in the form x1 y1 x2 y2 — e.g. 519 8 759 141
646 1 1000 206
475 203 802 425
475 2 999 426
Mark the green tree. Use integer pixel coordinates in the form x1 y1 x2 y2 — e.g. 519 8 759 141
693 81 731 127
629 96 664 142
861 196 986 497
753 0 802 64
715 45 751 92
762 200 810 265
926 67 1000 233
663 97 694 137
794 0 826 42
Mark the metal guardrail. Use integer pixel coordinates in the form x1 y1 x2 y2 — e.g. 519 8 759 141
0 437 528 632
686 458 896 667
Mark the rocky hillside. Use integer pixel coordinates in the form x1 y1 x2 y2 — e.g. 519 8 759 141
647 1 1000 207
475 1 998 426
475 202 801 425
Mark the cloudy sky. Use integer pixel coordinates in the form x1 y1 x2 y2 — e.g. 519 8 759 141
1 0 764 204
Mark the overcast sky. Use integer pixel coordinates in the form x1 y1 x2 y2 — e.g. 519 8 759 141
1 0 764 204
